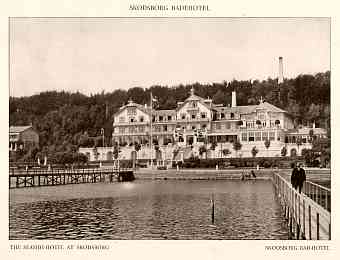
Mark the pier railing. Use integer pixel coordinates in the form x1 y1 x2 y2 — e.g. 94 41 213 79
9 167 131 176
303 181 331 212
272 172 331 240
9 167 134 188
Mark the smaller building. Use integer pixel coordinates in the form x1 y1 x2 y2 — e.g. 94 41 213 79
9 125 39 151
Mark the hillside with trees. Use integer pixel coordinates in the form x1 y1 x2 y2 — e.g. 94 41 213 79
9 71 330 163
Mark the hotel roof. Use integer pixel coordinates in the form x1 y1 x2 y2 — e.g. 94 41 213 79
9 125 32 133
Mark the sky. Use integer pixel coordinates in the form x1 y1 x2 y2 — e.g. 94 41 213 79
10 18 330 97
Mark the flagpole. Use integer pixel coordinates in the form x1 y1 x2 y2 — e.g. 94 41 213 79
150 92 153 167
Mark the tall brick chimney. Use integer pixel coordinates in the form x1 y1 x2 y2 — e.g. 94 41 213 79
278 56 284 84
232 91 237 107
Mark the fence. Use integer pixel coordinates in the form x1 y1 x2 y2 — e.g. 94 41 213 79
272 172 331 240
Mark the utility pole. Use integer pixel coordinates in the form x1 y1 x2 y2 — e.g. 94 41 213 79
150 92 153 167
101 128 105 147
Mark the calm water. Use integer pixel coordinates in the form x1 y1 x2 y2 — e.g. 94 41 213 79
9 180 288 240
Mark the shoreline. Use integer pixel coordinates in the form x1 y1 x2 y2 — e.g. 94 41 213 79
135 168 331 182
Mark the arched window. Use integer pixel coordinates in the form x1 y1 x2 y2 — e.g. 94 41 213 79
290 148 297 157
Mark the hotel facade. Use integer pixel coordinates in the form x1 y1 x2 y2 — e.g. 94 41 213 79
80 88 327 162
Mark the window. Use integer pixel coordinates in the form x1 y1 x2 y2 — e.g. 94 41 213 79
130 118 134 123
216 123 221 130
255 132 261 141
127 107 137 115
159 116 163 121
140 116 144 122
164 125 168 132
230 113 234 119
201 112 206 119
138 126 145 132
181 114 186 120
192 114 196 119
168 115 172 121
242 132 247 141
269 132 275 141
192 125 196 130
119 127 125 133
202 124 207 129
262 131 268 141
248 132 255 142
119 116 125 123
221 113 225 119
225 122 230 129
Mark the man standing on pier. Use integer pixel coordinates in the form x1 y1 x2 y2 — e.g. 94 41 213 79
291 163 298 190
296 163 306 193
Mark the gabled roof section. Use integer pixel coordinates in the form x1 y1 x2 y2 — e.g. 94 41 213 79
114 100 151 116
9 125 32 133
176 88 213 111
257 101 287 113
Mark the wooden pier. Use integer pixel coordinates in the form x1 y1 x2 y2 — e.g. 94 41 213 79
272 172 331 240
9 168 135 189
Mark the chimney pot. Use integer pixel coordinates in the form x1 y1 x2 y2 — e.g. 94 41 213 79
278 56 284 84
232 91 237 107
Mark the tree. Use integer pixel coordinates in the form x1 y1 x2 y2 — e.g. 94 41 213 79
222 148 231 157
232 139 242 158
199 145 207 159
301 148 317 167
264 139 271 157
281 146 287 157
210 140 217 151
134 142 141 159
251 146 259 158
113 142 120 160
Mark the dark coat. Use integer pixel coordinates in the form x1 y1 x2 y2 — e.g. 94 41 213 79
291 167 299 187
296 168 306 186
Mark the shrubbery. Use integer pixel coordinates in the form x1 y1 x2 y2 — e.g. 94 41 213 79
177 156 303 169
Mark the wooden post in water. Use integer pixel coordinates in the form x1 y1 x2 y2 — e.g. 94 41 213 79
211 194 215 224
309 205 312 240
303 200 306 239
316 213 320 240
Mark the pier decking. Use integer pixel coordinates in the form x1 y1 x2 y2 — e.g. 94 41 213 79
272 172 331 240
9 168 135 188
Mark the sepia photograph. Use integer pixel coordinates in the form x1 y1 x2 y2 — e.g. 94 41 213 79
9 17 330 241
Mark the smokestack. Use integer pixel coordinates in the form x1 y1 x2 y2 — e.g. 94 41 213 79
278 56 284 84
232 91 237 107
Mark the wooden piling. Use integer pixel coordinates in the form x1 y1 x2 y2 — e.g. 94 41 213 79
308 205 311 240
211 194 215 224
316 213 320 240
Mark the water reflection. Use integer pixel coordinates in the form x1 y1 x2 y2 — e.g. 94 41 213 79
10 180 288 240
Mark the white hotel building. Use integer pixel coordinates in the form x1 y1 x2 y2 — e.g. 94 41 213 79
80 88 326 162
